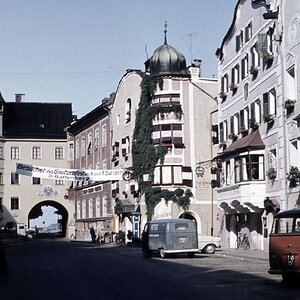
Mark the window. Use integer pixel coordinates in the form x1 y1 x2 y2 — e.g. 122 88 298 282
289 139 300 168
102 196 107 217
68 142 74 161
267 26 274 55
102 124 107 147
152 124 183 146
96 197 100 217
240 107 249 131
11 147 20 160
286 66 296 101
125 98 132 123
0 173 3 184
89 198 93 218
263 89 276 121
112 142 119 161
250 100 261 127
55 180 64 185
11 172 19 184
117 114 120 126
239 154 264 181
153 165 187 186
87 132 92 154
11 197 19 210
226 161 231 185
81 137 85 157
151 94 180 106
0 198 3 211
241 54 249 79
32 146 41 159
230 114 239 136
250 44 260 68
94 128 99 150
75 139 80 159
219 120 228 142
32 177 41 185
245 21 252 42
102 159 107 170
76 201 81 219
0 147 3 159
236 30 244 52
55 147 63 159
234 158 241 183
231 64 240 86
82 200 86 219
221 74 229 93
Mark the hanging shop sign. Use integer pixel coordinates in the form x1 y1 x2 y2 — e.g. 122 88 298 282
16 163 123 181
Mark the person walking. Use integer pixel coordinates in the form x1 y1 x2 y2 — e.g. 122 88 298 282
90 226 96 243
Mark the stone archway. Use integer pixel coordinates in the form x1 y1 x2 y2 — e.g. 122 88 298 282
28 200 69 237
178 210 201 234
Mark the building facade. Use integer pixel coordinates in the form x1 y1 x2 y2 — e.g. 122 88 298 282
216 0 284 250
0 94 74 237
67 94 114 241
282 0 300 209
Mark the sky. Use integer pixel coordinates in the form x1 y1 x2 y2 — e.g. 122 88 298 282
0 0 237 118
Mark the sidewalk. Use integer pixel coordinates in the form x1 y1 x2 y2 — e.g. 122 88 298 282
216 248 268 261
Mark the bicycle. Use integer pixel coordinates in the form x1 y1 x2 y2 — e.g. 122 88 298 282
235 233 250 250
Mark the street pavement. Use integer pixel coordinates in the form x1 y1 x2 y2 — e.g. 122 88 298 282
1 238 299 300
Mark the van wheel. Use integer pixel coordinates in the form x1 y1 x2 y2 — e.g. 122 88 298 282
203 244 216 254
143 249 152 258
159 249 168 258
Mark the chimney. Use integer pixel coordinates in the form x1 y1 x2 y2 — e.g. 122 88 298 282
15 94 25 103
188 59 202 78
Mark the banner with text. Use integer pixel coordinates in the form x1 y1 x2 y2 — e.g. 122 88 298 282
16 163 123 181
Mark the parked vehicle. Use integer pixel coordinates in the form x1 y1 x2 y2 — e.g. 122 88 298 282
268 209 300 282
17 223 26 237
142 219 199 258
198 235 221 254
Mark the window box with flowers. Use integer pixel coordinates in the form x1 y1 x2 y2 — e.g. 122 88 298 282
249 65 258 75
287 166 300 186
228 132 238 140
239 126 248 135
284 99 296 112
219 141 227 149
263 114 274 123
219 90 227 100
266 167 277 180
264 53 274 63
250 120 259 129
229 83 237 92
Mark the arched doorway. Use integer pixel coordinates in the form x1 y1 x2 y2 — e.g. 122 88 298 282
178 211 201 234
28 200 68 237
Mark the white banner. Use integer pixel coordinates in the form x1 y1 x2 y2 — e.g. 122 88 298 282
16 163 123 181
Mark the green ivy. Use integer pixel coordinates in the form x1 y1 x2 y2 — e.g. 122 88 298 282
131 74 192 220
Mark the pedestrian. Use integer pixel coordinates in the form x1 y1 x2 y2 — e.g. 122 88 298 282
0 239 9 279
90 226 96 243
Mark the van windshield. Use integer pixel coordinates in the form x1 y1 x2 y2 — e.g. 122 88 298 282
271 217 300 234
175 223 189 230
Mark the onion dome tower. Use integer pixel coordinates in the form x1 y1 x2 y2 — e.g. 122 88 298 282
148 23 190 78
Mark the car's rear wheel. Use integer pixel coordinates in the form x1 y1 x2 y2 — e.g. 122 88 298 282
202 244 216 254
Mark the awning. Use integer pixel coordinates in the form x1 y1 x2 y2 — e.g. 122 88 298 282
218 129 265 158
114 199 135 214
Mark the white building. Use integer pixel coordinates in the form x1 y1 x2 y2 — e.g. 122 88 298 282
216 0 284 250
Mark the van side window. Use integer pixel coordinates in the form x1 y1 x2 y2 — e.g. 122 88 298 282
175 223 189 230
150 224 159 231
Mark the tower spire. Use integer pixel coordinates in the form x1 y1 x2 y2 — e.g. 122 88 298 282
164 21 167 44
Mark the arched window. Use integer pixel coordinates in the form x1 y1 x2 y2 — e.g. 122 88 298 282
125 98 132 123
